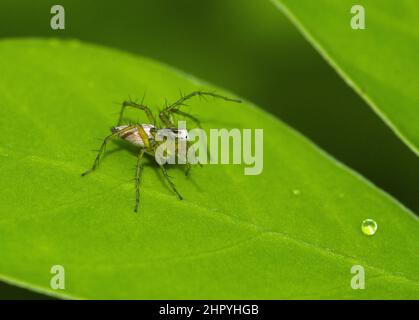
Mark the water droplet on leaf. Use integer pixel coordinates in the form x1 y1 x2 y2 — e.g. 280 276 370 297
361 219 377 236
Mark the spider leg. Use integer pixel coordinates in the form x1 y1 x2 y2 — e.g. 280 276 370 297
159 109 174 127
159 91 241 126
118 100 156 126
177 141 192 176
185 162 192 176
171 109 202 128
81 125 137 176
134 124 153 149
183 131 206 168
134 149 145 213
159 164 183 200
164 90 241 113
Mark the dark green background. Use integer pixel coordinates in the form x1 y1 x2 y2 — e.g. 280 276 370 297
1 0 418 299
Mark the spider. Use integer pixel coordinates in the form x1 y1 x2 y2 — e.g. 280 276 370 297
81 91 241 212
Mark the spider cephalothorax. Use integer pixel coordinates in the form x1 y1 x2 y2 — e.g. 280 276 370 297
82 91 241 212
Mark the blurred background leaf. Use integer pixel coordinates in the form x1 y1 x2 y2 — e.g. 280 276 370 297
272 0 419 155
0 281 53 300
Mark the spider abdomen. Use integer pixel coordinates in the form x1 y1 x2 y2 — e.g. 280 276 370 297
111 124 155 147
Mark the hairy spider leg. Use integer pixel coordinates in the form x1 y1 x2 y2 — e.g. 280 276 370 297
164 90 242 113
82 124 151 176
171 109 202 128
134 149 145 212
158 90 242 127
175 139 194 176
118 100 156 126
183 139 204 176
159 164 183 200
185 162 192 176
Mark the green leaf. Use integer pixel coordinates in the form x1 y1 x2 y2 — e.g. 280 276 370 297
0 39 418 299
271 0 419 156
